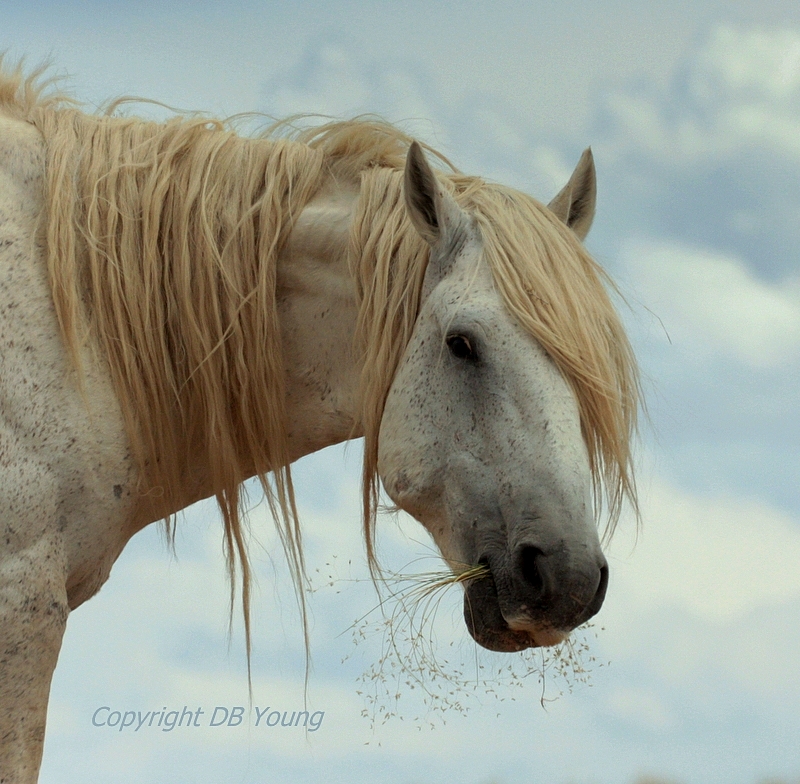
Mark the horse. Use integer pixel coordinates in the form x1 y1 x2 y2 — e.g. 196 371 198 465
0 60 639 782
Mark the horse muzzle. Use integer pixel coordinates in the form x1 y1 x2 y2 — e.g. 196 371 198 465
462 544 609 652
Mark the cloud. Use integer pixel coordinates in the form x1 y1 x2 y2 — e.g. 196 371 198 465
603 24 800 164
620 237 800 368
589 24 800 285
597 471 800 717
606 474 800 623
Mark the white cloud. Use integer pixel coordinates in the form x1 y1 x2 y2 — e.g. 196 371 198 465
693 26 800 104
595 470 800 711
603 24 800 163
605 474 800 623
620 238 800 368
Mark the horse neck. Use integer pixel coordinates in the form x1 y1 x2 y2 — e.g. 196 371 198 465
131 157 366 522
275 175 364 463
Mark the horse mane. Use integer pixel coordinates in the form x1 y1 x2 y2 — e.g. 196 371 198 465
0 59 638 655
0 59 326 658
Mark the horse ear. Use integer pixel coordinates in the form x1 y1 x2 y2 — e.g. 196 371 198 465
404 141 463 247
547 148 596 241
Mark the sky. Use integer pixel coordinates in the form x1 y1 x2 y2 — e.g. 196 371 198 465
2 2 799 783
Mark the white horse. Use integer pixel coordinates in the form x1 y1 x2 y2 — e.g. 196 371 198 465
0 62 638 782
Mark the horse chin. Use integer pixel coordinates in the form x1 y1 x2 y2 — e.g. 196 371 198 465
468 624 536 653
463 573 568 653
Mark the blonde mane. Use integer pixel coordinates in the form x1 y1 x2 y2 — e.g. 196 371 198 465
0 61 638 655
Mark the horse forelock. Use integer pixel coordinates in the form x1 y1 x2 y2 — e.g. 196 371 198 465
464 186 641 538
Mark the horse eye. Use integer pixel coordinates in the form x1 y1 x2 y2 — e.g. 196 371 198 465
446 334 477 361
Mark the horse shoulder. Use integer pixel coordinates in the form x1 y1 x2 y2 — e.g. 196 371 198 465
0 109 139 609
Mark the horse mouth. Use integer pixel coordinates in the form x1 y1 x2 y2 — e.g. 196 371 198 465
463 571 568 653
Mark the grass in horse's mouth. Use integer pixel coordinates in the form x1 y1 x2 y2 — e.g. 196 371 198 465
313 558 603 728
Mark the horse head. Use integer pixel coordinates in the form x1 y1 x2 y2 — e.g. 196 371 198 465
378 143 610 651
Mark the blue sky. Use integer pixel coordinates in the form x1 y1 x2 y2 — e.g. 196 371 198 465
2 2 799 783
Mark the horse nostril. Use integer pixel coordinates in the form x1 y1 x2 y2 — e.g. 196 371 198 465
594 561 609 604
518 545 546 595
